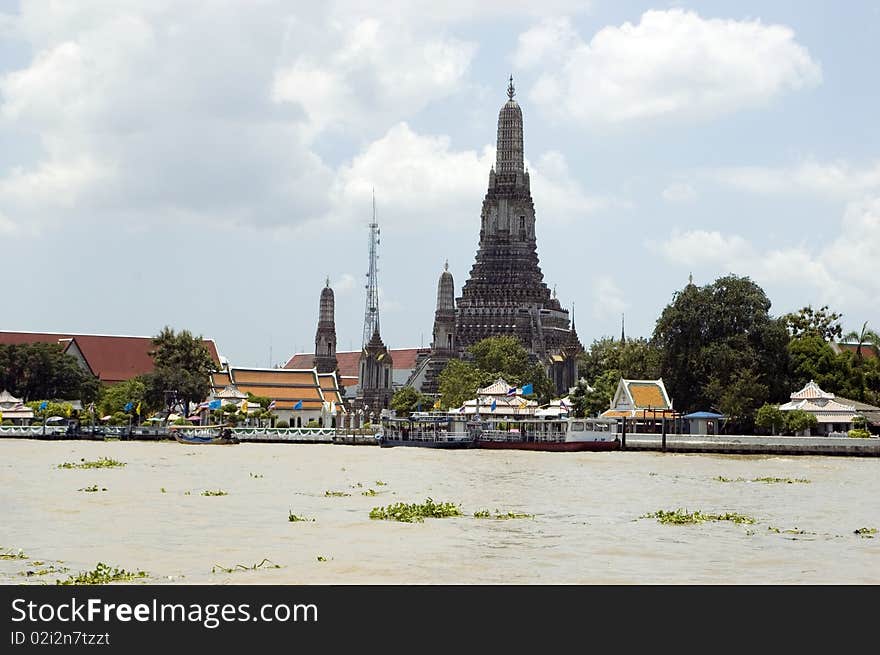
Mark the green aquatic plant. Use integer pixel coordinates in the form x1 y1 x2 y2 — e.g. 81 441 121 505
250 473 264 478
375 480 388 486
714 476 746 483
324 490 351 497
57 457 126 470
201 489 228 496
369 498 462 523
288 512 315 522
160 487 166 493
57 562 147 585
752 477 811 484
316 556 328 562
473 509 532 520
21 564 69 577
78 484 107 492
211 559 281 574
854 527 877 537
768 526 814 535
0 548 28 560
493 511 534 520
184 491 191 496
361 489 378 497
641 509 756 525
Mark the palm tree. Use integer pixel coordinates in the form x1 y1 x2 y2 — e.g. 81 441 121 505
843 321 880 361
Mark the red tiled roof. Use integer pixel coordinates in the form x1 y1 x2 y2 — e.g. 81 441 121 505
285 347 427 380
835 343 878 360
0 331 221 384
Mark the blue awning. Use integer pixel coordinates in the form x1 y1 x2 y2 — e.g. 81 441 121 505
683 411 725 419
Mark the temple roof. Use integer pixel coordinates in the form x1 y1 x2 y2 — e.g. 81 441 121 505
790 380 835 400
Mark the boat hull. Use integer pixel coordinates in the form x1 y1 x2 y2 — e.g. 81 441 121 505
377 438 475 449
475 439 619 452
173 435 239 445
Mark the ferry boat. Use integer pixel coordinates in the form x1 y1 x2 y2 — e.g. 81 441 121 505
471 416 620 452
169 424 239 445
377 412 476 449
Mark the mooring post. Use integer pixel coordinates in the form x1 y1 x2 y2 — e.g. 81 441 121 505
661 418 667 452
620 417 627 450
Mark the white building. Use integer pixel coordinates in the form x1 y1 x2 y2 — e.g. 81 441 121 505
779 380 857 435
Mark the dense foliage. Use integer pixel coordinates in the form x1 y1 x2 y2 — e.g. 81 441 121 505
651 275 790 432
0 343 100 403
390 386 433 416
437 336 554 409
140 327 216 414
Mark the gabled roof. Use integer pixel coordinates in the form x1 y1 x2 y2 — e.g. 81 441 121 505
0 331 222 384
790 380 834 400
831 341 878 360
221 366 345 413
609 378 672 411
478 379 513 395
284 347 427 380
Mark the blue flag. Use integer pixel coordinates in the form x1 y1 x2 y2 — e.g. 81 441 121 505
521 383 533 396
124 402 134 412
506 387 517 396
39 400 48 410
294 400 303 410
208 399 222 410
490 399 497 412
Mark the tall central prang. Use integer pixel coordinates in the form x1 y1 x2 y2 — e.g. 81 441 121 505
410 77 582 397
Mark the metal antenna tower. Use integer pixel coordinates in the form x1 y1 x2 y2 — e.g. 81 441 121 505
362 190 381 348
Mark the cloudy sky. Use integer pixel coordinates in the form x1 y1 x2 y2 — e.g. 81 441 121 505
2 1 879 367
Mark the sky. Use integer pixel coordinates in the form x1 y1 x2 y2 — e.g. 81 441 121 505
2 1 879 368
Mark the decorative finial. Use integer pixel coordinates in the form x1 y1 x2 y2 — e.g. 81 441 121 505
444 259 449 272
507 75 515 100
552 284 557 299
325 276 330 288
688 272 693 285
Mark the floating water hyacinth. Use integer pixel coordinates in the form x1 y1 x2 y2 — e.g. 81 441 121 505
369 498 462 523
57 457 126 470
57 562 147 585
641 509 756 525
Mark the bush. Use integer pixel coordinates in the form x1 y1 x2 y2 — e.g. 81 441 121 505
276 420 289 428
306 419 320 428
848 429 872 439
783 409 817 435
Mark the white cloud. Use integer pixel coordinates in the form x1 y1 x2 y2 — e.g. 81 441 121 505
592 275 627 320
332 273 358 294
662 182 696 203
656 197 880 314
711 159 880 198
513 17 579 68
519 9 821 126
325 124 613 232
271 17 476 137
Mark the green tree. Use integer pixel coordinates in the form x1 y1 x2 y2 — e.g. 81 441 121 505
782 305 843 341
578 336 661 384
99 377 148 418
0 343 100 403
652 275 790 417
843 321 880 362
468 335 532 384
755 403 786 435
391 387 433 417
438 359 491 410
783 409 818 435
787 336 862 399
580 370 619 417
141 327 216 415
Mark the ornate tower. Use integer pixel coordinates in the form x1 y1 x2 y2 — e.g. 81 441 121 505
359 328 394 416
412 262 457 395
357 194 393 414
314 278 338 375
455 76 576 392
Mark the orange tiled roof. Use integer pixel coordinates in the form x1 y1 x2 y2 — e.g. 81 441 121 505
233 369 317 386
601 409 678 419
285 347 428 380
0 331 221 384
627 382 668 409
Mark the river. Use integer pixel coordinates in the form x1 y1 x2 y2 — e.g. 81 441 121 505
1 439 877 584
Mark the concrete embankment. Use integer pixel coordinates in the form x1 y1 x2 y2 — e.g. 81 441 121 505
623 433 880 457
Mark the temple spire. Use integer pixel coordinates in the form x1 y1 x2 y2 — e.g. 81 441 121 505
620 313 626 343
507 75 515 100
